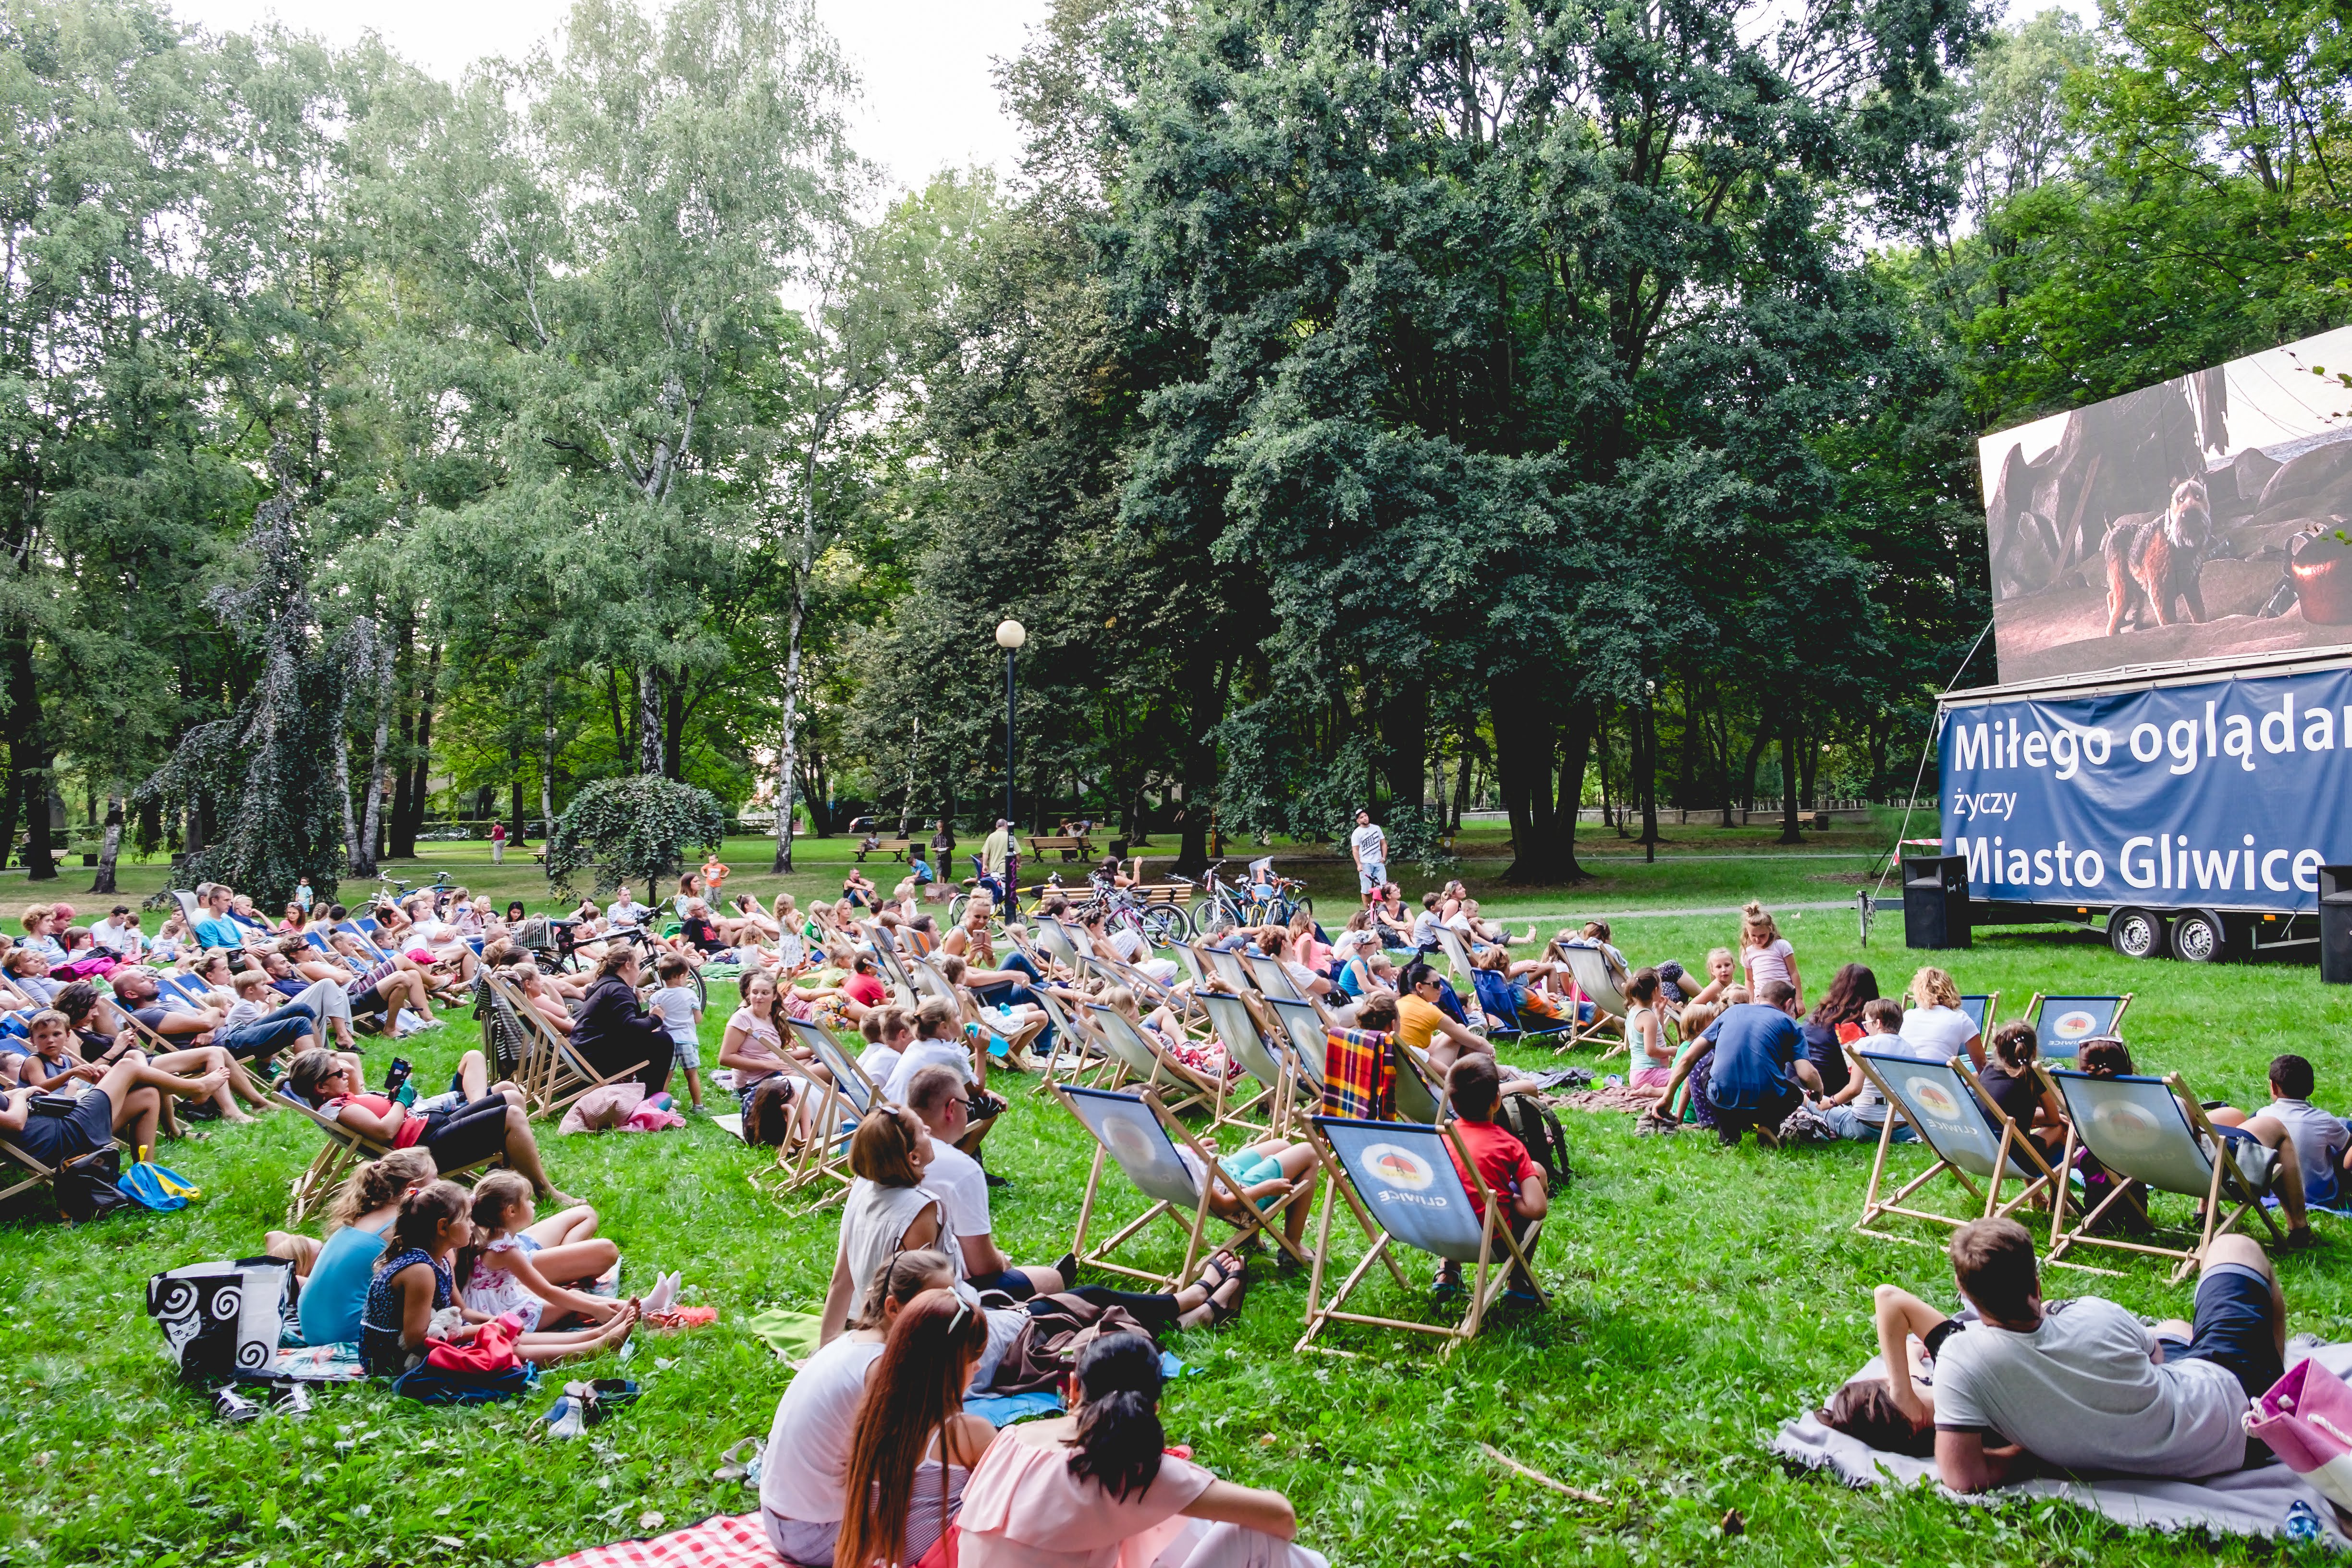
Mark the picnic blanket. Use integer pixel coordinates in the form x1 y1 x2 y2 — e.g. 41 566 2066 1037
1322 1028 1393 1120
536 1511 777 1568
1555 1084 1656 1115
1774 1351 2352 1549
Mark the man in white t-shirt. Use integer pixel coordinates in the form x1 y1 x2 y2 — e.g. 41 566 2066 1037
1349 808 1386 904
93 906 143 958
2261 1052 2352 1207
1922 1217 2280 1490
904 1065 1070 1298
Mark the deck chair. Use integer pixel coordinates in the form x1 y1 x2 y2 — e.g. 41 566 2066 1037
752 1053 866 1214
1029 989 1109 1095
1081 1002 1230 1124
1244 953 1306 1004
1959 993 1999 1035
2023 993 2132 1062
2042 1066 2282 1281
1033 918 1085 974
907 957 959 1010
1433 926 1480 992
279 1092 503 1224
786 1018 883 1113
1174 943 1213 991
1549 942 1629 1052
872 944 921 1009
1202 944 1256 997
1392 1038 1446 1124
482 970 648 1119
1296 1115 1544 1359
1469 968 1576 1046
1266 998 1331 1104
1852 1050 2064 1244
1059 1085 1313 1290
1194 990 1282 1135
0 1133 60 1208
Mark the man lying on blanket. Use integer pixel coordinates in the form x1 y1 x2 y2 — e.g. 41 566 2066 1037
1833 1218 2286 1489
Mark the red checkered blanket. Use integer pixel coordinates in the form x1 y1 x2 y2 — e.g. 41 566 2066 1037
537 1512 781 1568
1322 1027 1394 1121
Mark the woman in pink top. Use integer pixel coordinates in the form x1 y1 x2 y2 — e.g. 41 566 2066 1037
956 1334 1324 1568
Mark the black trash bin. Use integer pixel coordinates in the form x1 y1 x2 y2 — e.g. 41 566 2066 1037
1902 853 1972 951
2319 866 2352 984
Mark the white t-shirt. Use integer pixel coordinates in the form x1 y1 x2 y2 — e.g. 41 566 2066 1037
884 1039 976 1103
609 898 652 928
1410 912 1442 948
1106 928 1149 966
1350 823 1385 864
858 1041 904 1089
1899 1004 1978 1063
1742 938 1794 992
759 1335 887 1523
649 985 700 1048
94 918 142 956
926 1139 993 1242
1932 1297 2247 1477
2264 1097 2351 1200
1332 929 1379 961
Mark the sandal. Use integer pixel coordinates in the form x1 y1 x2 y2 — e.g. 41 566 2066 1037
1204 1271 1248 1326
1195 1251 1243 1292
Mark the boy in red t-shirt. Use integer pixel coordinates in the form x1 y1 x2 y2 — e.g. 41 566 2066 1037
1437 1055 1548 1300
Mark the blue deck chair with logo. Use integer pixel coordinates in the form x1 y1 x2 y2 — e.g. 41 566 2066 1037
1469 967 1576 1046
1058 1084 1313 1289
2022 993 2131 1062
1852 1049 2064 1243
1959 993 1999 1036
1296 1115 1544 1359
2041 1065 2282 1282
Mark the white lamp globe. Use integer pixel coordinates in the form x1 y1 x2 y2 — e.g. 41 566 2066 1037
995 620 1027 650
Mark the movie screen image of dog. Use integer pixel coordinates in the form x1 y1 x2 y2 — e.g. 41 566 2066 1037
1980 324 2352 684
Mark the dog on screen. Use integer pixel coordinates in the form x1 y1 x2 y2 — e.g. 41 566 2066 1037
2102 478 2211 635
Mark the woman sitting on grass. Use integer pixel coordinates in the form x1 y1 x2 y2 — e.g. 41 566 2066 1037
359 1181 637 1377
834 1288 998 1568
269 1148 439 1341
955 1332 1324 1568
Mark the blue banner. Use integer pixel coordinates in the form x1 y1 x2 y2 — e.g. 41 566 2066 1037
1939 664 2352 912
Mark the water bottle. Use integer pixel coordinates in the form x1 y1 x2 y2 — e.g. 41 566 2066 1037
2284 1500 2324 1543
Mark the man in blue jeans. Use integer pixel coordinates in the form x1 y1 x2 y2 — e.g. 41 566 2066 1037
215 968 322 1071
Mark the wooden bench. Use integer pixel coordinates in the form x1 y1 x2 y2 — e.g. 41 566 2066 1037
854 838 913 862
1027 834 1094 861
1136 883 1194 907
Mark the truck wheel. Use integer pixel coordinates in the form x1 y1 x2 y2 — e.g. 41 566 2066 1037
2169 908 2232 963
2107 906 2167 960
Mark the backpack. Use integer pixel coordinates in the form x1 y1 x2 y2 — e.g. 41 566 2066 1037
1496 1092 1572 1189
56 1146 129 1223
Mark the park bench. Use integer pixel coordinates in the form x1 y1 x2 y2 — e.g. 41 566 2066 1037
1027 833 1094 861
853 838 913 862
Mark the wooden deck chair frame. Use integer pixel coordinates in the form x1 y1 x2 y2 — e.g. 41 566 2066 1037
280 1093 502 1224
0 1133 60 1208
1174 943 1213 992
1199 990 1294 1135
1202 944 1256 997
1030 988 1109 1096
872 943 922 1009
2041 1065 2281 1282
786 1017 884 1112
482 970 648 1119
1548 942 1629 1053
1081 1001 1227 1124
1851 1050 2064 1245
752 1054 864 1214
1295 1114 1545 1360
1033 918 1085 975
1059 1084 1315 1290
2023 992 2133 1062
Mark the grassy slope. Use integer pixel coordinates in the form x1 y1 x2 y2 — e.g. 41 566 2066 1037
7 833 2352 1567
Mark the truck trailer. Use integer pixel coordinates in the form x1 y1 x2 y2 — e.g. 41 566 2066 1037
1927 647 2352 963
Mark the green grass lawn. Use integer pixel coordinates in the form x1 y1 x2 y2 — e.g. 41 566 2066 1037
8 843 2352 1567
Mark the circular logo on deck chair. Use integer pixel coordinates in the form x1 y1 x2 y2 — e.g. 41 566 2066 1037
1360 1142 1436 1191
1904 1077 1965 1123
2051 1009 2101 1041
1100 1114 1159 1169
2090 1100 2161 1151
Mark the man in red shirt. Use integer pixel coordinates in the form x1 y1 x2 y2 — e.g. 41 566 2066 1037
1438 1054 1547 1300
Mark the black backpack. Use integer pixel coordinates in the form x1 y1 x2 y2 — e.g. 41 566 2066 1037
1496 1092 1572 1189
57 1147 129 1223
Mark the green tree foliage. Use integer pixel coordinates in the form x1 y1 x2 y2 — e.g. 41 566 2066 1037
543 774 725 896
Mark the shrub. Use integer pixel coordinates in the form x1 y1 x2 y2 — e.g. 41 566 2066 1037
544 777 726 898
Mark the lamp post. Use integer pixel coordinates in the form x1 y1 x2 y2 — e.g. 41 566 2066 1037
995 620 1025 829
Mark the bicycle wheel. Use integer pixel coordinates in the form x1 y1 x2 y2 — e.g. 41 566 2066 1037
1292 891 1314 921
690 966 709 1010
1140 904 1186 950
1198 897 1239 939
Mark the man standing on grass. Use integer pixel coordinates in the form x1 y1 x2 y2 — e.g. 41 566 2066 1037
980 818 1019 912
1350 808 1386 907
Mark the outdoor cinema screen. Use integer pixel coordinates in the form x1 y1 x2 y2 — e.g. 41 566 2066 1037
1979 325 2352 685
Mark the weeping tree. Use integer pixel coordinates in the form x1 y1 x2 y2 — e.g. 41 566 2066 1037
138 465 365 905
543 775 725 899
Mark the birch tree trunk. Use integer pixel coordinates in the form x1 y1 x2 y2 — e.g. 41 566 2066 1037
540 684 558 870
637 668 663 776
357 662 392 878
771 587 806 874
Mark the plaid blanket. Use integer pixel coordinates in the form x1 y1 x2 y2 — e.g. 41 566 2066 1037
537 1512 779 1568
1323 1027 1394 1121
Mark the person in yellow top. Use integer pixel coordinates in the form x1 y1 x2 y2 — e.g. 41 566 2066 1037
1395 960 1496 1076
